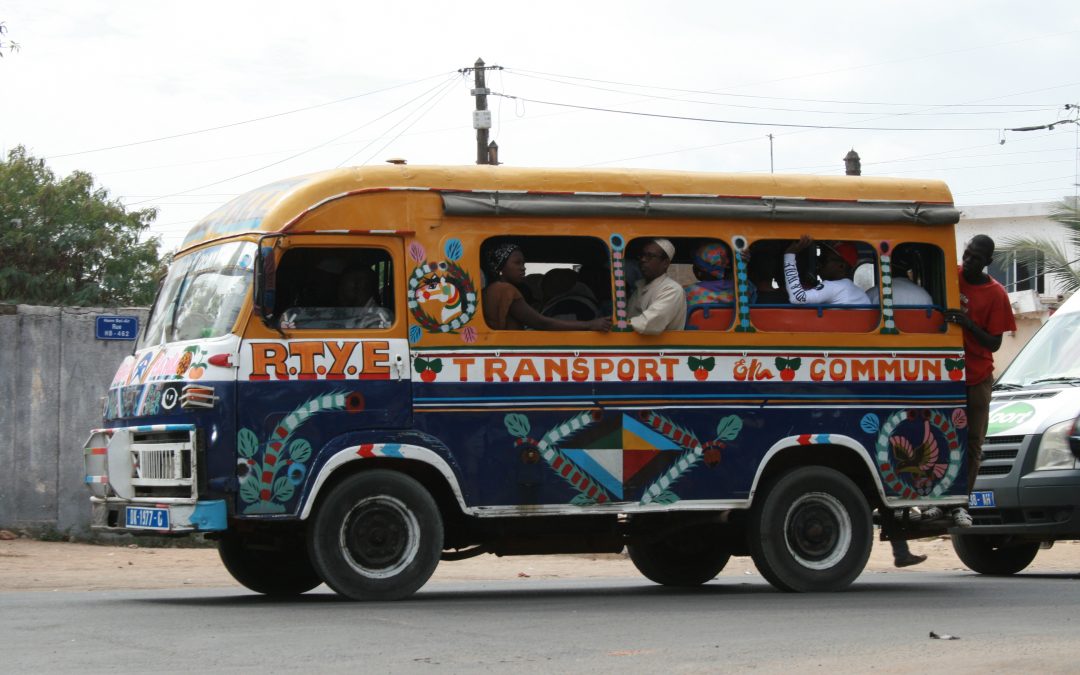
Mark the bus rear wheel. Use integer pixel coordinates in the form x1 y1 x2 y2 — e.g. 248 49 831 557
628 527 731 587
218 529 323 596
308 470 443 601
748 466 872 592
951 534 1040 575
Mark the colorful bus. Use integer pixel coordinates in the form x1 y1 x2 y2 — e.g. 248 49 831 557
85 166 969 599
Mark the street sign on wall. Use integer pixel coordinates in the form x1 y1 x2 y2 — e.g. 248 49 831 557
95 315 139 341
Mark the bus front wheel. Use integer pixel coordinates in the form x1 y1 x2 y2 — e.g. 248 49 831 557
951 534 1039 575
308 470 443 601
748 466 872 592
218 529 323 596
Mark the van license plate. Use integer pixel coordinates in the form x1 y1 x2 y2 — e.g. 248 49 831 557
969 491 995 508
126 506 170 530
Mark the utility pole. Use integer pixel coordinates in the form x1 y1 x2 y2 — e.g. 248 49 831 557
460 58 503 165
767 134 774 173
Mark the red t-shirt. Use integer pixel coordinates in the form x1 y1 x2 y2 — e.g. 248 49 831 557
957 266 1016 386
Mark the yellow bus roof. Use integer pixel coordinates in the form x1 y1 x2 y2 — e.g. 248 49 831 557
180 165 956 251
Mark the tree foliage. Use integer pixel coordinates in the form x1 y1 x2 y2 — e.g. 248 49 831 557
0 21 18 56
998 198 1080 295
0 146 163 306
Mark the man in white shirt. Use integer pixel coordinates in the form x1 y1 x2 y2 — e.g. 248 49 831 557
628 238 686 334
783 235 868 305
866 249 933 305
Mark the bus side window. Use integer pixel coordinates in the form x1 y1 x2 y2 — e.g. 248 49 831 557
274 248 394 330
750 239 880 333
479 235 611 331
885 243 947 334
625 237 737 332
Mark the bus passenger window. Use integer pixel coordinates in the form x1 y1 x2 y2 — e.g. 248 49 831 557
660 238 737 331
874 243 947 333
273 248 394 330
480 236 612 332
750 238 879 333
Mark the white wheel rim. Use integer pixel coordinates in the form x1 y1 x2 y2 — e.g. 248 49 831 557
339 495 421 579
783 491 852 571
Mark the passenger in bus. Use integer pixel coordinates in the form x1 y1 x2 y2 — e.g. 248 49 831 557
866 248 932 305
746 244 788 304
783 235 868 304
482 243 611 332
338 265 380 308
628 238 687 334
540 268 601 321
684 241 735 308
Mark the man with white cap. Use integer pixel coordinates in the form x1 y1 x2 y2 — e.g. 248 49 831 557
628 238 686 334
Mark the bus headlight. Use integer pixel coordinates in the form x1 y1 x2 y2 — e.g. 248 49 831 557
1033 420 1080 471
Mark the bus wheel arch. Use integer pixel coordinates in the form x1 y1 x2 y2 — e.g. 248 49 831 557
751 441 885 511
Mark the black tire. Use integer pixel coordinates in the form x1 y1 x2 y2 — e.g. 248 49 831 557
218 530 323 596
628 528 731 587
951 534 1040 576
308 470 443 601
748 466 872 592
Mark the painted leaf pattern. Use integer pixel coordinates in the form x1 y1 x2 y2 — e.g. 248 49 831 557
715 415 743 441
239 476 261 504
505 413 531 439
237 428 259 459
289 439 312 464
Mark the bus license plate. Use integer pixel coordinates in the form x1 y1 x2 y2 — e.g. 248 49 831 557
969 491 995 508
126 506 170 530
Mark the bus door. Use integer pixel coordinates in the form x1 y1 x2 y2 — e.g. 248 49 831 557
235 236 410 515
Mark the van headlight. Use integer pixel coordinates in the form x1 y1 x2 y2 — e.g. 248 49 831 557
1033 420 1080 471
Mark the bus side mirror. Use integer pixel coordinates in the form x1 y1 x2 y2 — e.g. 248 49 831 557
253 243 277 324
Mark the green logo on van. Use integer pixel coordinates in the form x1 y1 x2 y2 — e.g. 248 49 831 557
986 402 1036 435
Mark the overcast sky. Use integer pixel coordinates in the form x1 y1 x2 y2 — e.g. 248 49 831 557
3 1 1079 252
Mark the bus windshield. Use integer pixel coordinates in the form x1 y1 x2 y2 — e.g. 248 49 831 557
139 241 256 348
997 311 1080 388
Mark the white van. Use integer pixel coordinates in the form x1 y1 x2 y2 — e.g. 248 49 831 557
952 291 1080 574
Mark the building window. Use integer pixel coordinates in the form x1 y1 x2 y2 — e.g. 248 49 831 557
990 251 1044 293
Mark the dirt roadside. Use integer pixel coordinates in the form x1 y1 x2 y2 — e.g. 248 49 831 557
2 535 1078 593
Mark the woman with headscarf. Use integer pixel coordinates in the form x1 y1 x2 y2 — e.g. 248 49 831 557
482 243 611 332
685 241 735 308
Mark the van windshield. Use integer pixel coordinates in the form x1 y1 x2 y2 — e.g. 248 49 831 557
138 241 256 348
997 311 1080 388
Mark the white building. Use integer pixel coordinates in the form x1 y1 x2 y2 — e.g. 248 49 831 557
956 198 1079 373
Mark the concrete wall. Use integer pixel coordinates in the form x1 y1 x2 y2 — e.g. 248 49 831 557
0 305 147 535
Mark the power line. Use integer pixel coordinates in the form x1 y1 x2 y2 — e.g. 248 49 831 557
336 78 460 167
490 91 1004 132
124 74 458 207
505 68 1075 108
49 71 455 159
504 70 1062 116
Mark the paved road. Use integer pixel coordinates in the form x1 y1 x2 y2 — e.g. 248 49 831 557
3 571 1078 673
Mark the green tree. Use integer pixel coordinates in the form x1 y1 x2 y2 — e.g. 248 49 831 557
998 198 1080 295
0 146 162 305
0 21 18 56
